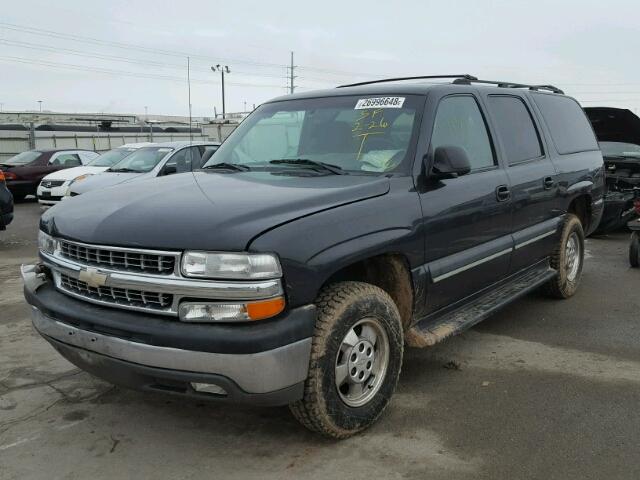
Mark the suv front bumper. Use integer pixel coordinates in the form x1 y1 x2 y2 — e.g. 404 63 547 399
22 264 316 406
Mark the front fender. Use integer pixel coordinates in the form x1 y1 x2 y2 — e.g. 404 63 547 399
248 177 424 307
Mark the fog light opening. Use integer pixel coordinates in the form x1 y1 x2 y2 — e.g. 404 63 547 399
191 382 227 396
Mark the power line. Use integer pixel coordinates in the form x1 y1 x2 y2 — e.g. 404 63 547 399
0 38 291 80
0 22 288 69
0 55 283 88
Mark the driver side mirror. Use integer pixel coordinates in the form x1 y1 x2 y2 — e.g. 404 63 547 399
162 163 177 176
429 146 471 179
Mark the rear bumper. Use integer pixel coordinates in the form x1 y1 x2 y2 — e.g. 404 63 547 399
7 180 36 196
23 265 316 405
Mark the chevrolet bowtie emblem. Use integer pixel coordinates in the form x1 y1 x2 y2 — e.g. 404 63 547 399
78 267 109 288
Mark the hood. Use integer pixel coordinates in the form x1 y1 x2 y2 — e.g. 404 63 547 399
42 166 109 182
69 171 146 194
41 171 390 251
584 107 640 146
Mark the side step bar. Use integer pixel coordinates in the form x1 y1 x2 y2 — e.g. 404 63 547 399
406 262 557 348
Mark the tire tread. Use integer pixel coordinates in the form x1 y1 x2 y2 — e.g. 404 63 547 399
289 281 403 439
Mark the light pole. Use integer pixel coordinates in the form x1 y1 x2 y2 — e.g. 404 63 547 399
211 65 230 120
38 100 42 112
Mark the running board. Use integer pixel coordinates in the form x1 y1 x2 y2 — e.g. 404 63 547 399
406 263 557 348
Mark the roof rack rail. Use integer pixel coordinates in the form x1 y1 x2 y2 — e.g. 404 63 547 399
337 74 478 88
452 77 564 94
337 74 564 94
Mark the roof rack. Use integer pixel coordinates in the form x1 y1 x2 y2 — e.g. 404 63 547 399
337 74 564 94
337 74 478 88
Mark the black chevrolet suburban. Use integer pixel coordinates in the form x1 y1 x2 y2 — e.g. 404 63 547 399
22 75 604 438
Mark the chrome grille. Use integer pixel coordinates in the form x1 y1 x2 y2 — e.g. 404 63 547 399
42 180 65 188
59 273 173 311
59 240 176 274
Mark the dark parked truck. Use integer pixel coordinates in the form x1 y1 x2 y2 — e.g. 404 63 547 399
22 75 604 438
584 107 640 232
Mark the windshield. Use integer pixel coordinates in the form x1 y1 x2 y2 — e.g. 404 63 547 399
599 141 640 157
2 150 42 166
108 147 174 173
88 148 138 167
204 95 423 174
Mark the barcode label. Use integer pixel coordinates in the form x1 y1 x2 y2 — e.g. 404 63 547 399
355 97 405 109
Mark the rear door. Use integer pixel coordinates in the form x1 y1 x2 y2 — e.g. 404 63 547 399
483 94 559 273
419 93 513 313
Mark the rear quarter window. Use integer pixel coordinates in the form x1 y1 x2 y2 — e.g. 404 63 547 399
531 93 598 155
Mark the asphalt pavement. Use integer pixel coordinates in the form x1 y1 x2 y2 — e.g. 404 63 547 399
1 200 639 480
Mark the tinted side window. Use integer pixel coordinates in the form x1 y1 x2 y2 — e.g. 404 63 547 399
187 147 202 171
430 96 495 170
532 93 598 155
166 148 192 173
198 146 218 168
487 96 542 165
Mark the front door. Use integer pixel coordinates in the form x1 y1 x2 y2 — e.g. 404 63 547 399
419 94 513 313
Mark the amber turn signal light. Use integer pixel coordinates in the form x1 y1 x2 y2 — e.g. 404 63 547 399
246 297 286 321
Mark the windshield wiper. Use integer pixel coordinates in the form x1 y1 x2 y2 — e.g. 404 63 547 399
108 167 140 173
202 162 251 172
269 158 346 175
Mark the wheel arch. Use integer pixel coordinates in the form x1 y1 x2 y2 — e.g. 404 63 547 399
318 252 415 330
567 193 592 232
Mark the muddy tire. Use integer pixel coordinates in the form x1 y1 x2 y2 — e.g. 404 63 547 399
544 214 585 298
630 232 640 268
289 281 403 439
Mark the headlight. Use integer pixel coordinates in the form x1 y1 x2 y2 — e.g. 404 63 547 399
179 297 285 322
70 173 93 185
38 230 57 255
181 252 282 279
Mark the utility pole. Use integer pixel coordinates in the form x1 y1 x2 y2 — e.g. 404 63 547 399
211 65 230 120
187 57 192 141
289 51 296 94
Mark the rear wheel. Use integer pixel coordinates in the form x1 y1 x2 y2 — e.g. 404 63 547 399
289 281 403 439
630 232 640 268
545 214 585 298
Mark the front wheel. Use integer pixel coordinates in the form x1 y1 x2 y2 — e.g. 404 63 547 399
545 214 585 298
630 232 640 268
289 281 403 439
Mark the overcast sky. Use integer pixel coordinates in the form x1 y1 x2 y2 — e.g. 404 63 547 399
2 0 640 117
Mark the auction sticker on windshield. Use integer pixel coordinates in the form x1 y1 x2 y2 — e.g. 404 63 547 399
355 97 405 109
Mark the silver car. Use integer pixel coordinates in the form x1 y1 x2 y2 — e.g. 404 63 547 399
67 141 220 197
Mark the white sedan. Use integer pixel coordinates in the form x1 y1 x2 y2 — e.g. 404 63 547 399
37 143 152 205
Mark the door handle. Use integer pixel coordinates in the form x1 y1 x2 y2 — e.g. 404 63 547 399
543 176 555 190
495 185 511 202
